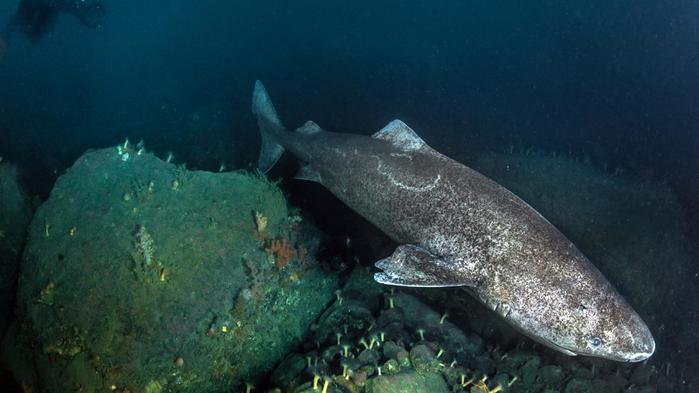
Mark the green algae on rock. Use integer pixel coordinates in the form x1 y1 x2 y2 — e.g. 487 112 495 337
9 146 337 393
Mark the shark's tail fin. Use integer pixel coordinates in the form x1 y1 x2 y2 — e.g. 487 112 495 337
252 80 286 173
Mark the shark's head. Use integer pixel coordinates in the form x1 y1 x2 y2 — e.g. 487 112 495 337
502 254 655 362
374 241 656 362
543 295 653 362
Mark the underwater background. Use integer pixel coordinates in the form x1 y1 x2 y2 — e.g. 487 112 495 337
0 1 697 392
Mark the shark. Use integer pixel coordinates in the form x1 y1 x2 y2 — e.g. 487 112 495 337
251 81 655 362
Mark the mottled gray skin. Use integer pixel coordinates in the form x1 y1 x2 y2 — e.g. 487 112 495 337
252 81 654 362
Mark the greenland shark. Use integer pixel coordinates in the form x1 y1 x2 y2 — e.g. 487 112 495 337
251 81 655 362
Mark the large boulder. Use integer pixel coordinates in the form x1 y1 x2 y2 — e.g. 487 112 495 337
8 146 337 392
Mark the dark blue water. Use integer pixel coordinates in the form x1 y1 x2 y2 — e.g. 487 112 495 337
0 1 697 391
1 1 697 189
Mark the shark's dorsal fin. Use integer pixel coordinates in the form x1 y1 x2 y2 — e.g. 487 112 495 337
372 120 427 152
374 244 472 287
296 121 322 135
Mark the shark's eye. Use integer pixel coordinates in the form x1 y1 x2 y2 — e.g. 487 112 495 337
589 336 603 347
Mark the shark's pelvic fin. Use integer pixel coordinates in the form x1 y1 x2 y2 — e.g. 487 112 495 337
374 244 471 287
372 120 428 152
253 81 286 173
294 164 322 183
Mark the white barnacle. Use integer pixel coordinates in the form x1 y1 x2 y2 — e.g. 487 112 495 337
136 226 156 266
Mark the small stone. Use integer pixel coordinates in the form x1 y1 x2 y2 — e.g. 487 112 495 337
269 353 306 390
409 344 434 363
465 333 484 354
396 349 410 367
381 321 404 341
382 341 403 360
409 344 437 373
499 351 536 374
520 356 542 385
564 378 593 393
366 370 449 393
572 366 594 380
381 359 401 375
360 364 376 377
472 355 495 376
174 357 184 367
376 308 403 328
358 349 380 365
342 357 363 372
538 365 565 387
352 369 368 386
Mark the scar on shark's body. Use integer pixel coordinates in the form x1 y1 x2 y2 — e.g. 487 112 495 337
374 156 441 192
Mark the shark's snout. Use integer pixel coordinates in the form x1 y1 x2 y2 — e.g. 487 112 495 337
622 309 656 362
626 325 655 362
607 313 656 362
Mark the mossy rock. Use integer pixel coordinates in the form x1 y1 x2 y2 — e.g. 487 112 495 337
11 147 337 393
366 370 450 393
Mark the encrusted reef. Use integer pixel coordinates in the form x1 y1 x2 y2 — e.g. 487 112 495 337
5 145 337 392
0 162 33 337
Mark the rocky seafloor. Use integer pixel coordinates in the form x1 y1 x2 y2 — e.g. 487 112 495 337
263 268 661 393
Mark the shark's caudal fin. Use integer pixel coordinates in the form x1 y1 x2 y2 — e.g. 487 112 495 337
252 80 286 173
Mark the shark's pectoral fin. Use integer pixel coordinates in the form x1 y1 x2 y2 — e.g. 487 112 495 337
374 244 472 287
294 164 322 183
